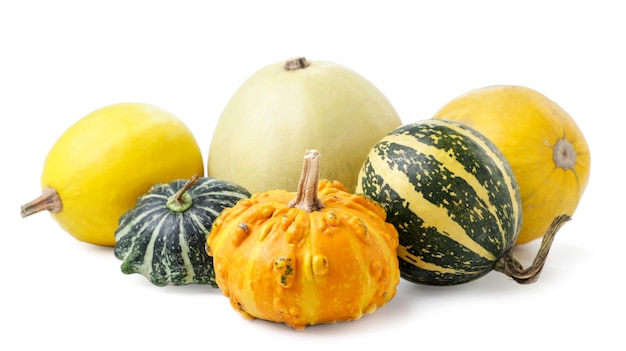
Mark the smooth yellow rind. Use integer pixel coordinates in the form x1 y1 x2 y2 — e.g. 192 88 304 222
434 85 590 244
41 103 204 246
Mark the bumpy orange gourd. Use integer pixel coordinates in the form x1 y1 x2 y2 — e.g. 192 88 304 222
207 150 400 330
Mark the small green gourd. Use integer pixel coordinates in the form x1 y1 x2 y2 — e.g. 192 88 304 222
114 175 251 287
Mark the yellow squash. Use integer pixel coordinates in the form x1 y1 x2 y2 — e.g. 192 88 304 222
21 103 204 247
433 85 590 244
207 150 400 330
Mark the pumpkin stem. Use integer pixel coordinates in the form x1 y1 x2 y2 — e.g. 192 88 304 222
20 187 63 218
288 149 324 213
284 57 310 71
166 174 199 213
494 214 571 284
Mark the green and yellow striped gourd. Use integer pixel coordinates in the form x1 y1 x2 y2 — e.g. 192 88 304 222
356 119 523 285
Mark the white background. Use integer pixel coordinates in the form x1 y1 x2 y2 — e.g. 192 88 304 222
1 1 623 350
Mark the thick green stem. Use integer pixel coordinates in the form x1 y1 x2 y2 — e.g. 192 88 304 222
21 187 63 218
166 175 198 213
288 150 324 213
494 214 571 284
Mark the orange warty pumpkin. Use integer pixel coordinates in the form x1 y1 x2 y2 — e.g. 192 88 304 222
207 150 400 330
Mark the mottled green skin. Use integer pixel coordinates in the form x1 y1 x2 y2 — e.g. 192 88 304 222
357 120 521 285
114 177 251 287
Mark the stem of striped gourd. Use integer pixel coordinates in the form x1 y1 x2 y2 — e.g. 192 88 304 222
166 174 198 213
493 214 571 284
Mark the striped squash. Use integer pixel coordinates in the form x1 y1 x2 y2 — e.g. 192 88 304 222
114 175 251 287
356 119 522 285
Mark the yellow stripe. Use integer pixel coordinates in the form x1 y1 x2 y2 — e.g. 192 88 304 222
397 245 481 276
429 120 522 243
367 145 497 261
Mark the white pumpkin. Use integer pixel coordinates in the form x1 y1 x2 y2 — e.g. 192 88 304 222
208 57 402 194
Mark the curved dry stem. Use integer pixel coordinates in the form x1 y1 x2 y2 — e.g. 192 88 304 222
166 174 199 213
174 174 199 205
494 214 571 284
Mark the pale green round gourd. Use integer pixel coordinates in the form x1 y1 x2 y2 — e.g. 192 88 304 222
208 57 402 194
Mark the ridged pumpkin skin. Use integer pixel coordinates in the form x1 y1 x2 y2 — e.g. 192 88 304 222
114 176 251 287
207 153 400 330
208 57 402 194
356 119 522 285
21 103 204 247
433 85 590 244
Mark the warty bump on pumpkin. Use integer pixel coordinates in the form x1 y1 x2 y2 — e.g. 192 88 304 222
206 149 400 330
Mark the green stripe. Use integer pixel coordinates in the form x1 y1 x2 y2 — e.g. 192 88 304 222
422 120 521 245
387 120 520 250
357 120 521 285
113 177 250 287
359 158 494 285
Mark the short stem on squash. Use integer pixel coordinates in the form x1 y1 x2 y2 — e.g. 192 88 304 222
20 187 63 218
494 214 571 284
284 57 310 71
553 138 577 170
166 174 198 213
288 149 325 213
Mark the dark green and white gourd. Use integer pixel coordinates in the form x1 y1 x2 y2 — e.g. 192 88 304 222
114 175 251 287
356 119 569 285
